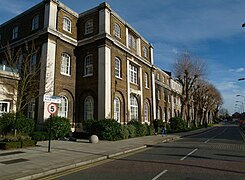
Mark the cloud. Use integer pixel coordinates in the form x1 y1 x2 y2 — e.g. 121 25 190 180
229 68 245 73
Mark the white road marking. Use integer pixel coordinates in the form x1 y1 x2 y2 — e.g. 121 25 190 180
180 148 198 161
152 170 168 180
203 127 227 143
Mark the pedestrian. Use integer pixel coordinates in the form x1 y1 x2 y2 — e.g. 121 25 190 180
162 123 167 136
153 119 158 135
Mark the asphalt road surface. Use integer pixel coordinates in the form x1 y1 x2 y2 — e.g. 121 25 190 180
45 124 245 180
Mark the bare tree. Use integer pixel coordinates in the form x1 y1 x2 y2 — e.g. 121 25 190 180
172 51 207 126
1 41 48 116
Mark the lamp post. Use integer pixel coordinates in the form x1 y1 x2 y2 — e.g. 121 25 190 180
236 101 244 113
235 104 242 113
238 78 245 81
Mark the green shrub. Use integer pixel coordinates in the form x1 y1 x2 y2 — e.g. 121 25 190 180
31 131 49 141
84 119 122 141
0 113 15 135
15 116 35 134
44 116 71 139
127 121 147 137
0 113 35 135
169 117 187 131
120 125 129 139
146 123 155 135
126 124 136 138
0 140 36 150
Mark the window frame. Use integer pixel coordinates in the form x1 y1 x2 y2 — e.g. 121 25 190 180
114 97 120 123
84 55 93 76
144 73 149 88
130 95 138 121
58 96 68 118
12 26 18 40
0 101 10 116
85 19 93 35
30 52 37 73
128 33 136 49
129 64 138 84
84 96 94 121
144 101 149 123
32 15 39 31
115 57 121 78
143 46 148 57
27 99 35 119
114 23 121 38
63 16 72 33
61 53 71 76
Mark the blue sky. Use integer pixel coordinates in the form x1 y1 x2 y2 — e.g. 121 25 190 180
1 0 245 115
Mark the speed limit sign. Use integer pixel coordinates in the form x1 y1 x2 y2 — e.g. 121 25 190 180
47 103 58 114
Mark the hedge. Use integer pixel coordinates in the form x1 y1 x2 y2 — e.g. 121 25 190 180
0 140 37 150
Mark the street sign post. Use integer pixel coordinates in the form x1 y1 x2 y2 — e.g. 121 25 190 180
43 94 62 104
47 103 58 152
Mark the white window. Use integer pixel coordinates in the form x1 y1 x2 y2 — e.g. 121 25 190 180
61 53 71 76
130 95 138 121
85 19 93 34
30 53 37 73
0 101 10 116
12 26 18 40
84 96 94 120
58 96 68 118
115 57 121 78
63 17 71 33
114 97 120 122
144 102 149 123
128 33 136 49
28 100 35 119
84 55 93 76
129 64 138 84
114 23 121 38
144 73 149 88
143 46 147 57
32 15 39 30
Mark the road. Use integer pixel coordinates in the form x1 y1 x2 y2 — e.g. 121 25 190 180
44 124 245 180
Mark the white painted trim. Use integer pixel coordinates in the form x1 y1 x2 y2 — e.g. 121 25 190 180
150 46 154 64
127 59 130 120
44 1 57 29
126 27 129 48
152 72 156 119
38 40 57 122
98 45 112 120
137 38 141 57
99 8 111 34
139 67 143 122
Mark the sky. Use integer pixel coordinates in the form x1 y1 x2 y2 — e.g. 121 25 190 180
0 0 245 115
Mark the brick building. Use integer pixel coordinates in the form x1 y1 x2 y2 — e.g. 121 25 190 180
0 0 182 131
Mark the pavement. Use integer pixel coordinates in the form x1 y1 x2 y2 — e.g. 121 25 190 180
0 126 218 180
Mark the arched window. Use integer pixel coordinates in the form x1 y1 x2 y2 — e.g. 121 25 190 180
114 23 121 38
61 53 71 75
84 96 94 120
114 97 120 122
144 101 149 123
130 95 138 121
85 19 93 34
32 15 39 30
58 96 68 118
115 57 121 78
84 55 93 76
63 17 71 32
